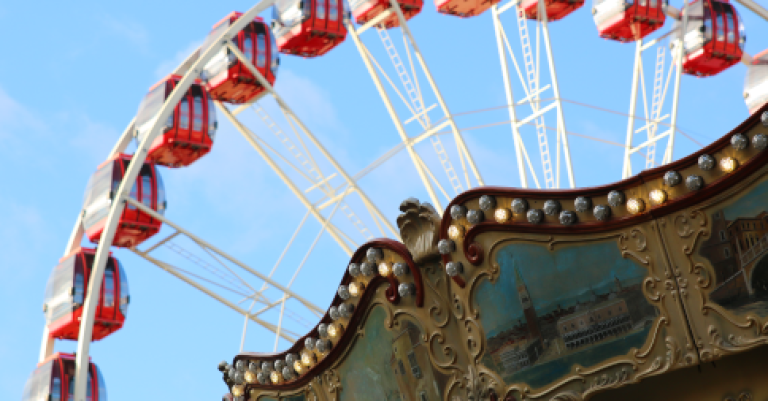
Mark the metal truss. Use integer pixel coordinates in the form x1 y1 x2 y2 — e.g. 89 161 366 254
621 29 683 178
346 0 484 212
35 2 397 398
622 0 768 178
491 0 575 189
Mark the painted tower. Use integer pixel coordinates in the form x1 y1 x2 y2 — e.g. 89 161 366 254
614 275 624 293
515 266 541 340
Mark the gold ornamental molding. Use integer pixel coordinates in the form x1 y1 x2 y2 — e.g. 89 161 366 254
219 104 768 401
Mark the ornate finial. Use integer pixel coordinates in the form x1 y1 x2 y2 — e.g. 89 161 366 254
397 198 442 264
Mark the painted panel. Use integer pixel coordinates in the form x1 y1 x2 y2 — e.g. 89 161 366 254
476 240 658 389
337 307 448 401
661 168 768 364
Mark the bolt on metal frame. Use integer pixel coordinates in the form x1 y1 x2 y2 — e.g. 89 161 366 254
346 0 484 212
490 0 576 189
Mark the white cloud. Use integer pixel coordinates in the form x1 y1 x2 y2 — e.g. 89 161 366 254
154 39 204 80
273 69 344 131
98 14 150 52
69 115 123 165
0 87 45 139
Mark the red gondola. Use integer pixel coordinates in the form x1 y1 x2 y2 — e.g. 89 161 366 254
134 75 217 168
43 248 129 341
671 0 745 77
82 153 166 248
272 0 349 57
349 0 423 29
201 12 280 104
519 0 584 21
593 0 666 42
22 353 106 401
435 0 499 18
744 49 768 114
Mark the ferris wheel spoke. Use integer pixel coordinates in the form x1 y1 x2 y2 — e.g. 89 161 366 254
138 251 297 343
125 197 324 315
492 1 575 189
623 20 688 177
67 5 289 398
223 40 398 242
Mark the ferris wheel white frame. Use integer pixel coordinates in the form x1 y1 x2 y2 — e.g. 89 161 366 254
36 0 768 399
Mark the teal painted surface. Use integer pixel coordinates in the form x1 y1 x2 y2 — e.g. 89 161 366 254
338 307 407 401
721 179 768 221
477 241 657 389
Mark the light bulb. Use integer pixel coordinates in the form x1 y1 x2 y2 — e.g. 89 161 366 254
270 371 280 384
627 198 645 214
494 208 511 223
232 385 245 397
301 352 314 367
328 323 343 338
448 225 464 240
293 361 304 374
378 262 391 277
720 157 738 173
649 189 667 205
244 370 256 384
348 282 363 297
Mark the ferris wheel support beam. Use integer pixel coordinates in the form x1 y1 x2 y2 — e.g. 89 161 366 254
733 0 768 22
225 41 400 240
388 0 484 189
346 23 445 212
71 4 278 399
125 196 324 315
623 41 644 179
133 250 297 342
538 3 575 188
490 0 575 189
492 5 530 188
664 14 687 165
622 20 685 177
218 102 358 255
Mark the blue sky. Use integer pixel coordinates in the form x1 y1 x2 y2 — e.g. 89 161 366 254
1 1 767 400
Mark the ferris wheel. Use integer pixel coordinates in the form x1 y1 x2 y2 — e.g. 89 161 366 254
21 0 768 400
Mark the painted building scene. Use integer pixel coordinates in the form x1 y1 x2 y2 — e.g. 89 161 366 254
338 307 447 401
477 241 658 389
701 180 768 316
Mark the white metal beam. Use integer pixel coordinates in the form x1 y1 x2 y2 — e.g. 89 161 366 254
346 22 445 212
225 41 400 238
733 0 768 22
125 196 324 314
134 250 296 342
72 5 278 398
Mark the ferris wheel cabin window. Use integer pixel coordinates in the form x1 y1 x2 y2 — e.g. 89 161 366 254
118 260 130 317
104 267 115 308
257 34 267 68
135 84 168 136
73 271 85 306
96 365 108 401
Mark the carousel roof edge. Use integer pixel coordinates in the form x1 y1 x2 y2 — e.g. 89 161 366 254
220 103 768 394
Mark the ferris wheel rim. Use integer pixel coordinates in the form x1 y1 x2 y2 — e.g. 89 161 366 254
33 0 768 399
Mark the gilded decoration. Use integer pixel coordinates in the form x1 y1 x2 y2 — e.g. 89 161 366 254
221 106 768 401
655 117 768 364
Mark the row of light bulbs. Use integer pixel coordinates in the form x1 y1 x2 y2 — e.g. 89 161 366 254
438 132 764 278
221 247 418 397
